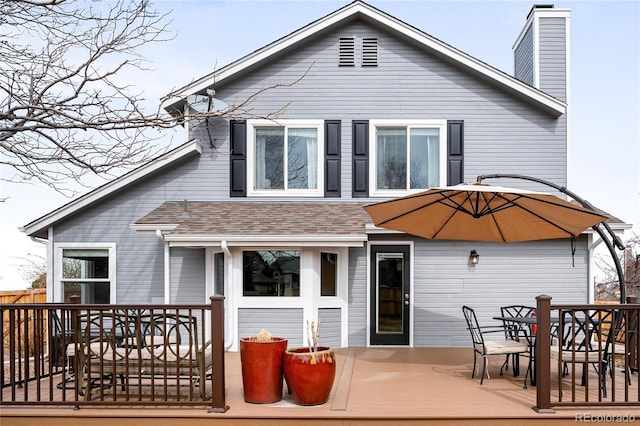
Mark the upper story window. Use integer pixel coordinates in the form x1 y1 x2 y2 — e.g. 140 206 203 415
247 120 324 196
370 120 447 197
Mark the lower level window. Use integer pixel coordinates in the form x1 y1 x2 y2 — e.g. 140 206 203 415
321 252 337 296
61 248 111 303
243 250 300 296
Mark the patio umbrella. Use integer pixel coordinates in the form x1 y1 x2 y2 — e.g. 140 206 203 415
363 182 608 243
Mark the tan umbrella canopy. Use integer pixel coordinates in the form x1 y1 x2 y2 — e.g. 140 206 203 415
363 182 608 243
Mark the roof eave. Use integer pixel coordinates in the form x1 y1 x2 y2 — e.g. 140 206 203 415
21 140 203 238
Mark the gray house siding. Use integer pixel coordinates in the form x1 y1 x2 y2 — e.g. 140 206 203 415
318 308 342 348
514 24 535 86
410 236 589 348
169 247 205 303
538 17 567 102
237 308 304 347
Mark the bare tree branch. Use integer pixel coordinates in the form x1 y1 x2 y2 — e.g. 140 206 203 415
595 231 640 301
1 0 312 196
13 253 47 289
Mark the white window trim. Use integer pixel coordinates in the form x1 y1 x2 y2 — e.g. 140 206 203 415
246 119 325 197
236 248 304 305
369 119 447 198
366 241 414 347
53 242 116 303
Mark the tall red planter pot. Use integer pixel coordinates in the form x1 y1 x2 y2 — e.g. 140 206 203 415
283 346 336 406
239 337 288 403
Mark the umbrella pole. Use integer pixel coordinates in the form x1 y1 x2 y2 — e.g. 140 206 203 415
477 173 626 302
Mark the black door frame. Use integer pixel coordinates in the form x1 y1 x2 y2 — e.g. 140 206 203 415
369 244 411 346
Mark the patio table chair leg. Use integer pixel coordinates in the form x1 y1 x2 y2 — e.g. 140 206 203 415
500 358 508 375
513 353 520 376
56 354 76 390
481 357 490 384
523 356 533 388
500 354 519 376
471 353 478 378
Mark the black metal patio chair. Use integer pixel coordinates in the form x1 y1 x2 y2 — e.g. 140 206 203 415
462 305 529 384
551 309 621 397
500 305 536 388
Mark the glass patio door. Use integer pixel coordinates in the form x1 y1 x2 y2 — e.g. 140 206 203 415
370 245 410 345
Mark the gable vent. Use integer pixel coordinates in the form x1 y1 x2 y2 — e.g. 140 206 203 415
338 37 355 67
362 37 378 67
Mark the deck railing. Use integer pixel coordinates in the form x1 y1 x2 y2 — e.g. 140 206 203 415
535 295 640 412
0 296 228 412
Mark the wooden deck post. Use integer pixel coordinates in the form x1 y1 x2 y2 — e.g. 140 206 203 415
69 295 81 407
208 295 229 413
534 294 554 413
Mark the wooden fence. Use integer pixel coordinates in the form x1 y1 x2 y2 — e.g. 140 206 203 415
0 289 46 304
1 289 47 360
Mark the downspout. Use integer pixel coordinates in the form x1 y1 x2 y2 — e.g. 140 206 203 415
30 235 52 302
477 173 626 302
221 240 235 350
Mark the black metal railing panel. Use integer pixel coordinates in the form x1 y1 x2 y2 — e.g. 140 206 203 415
0 296 228 412
535 295 640 411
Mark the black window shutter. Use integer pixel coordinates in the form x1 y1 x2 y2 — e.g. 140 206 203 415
447 120 464 185
230 120 247 197
352 120 369 197
324 120 341 197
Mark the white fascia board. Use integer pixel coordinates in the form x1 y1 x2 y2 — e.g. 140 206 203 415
164 234 366 247
610 221 634 233
365 224 403 234
21 140 202 237
532 9 571 19
161 2 565 116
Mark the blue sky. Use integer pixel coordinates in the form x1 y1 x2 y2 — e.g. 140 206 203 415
1 0 638 289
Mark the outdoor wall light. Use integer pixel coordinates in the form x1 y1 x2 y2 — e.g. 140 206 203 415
469 250 480 265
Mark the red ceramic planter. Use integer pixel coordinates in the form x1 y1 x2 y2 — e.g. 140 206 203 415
283 346 336 406
240 336 288 403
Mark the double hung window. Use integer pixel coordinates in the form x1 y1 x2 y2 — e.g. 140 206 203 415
58 245 115 303
247 120 324 196
370 120 446 196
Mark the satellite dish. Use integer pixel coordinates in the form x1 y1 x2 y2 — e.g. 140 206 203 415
185 94 229 114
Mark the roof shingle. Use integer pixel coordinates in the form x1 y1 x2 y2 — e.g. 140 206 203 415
135 201 372 236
